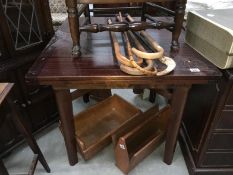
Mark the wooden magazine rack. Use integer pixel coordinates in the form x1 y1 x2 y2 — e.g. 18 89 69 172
64 0 187 56
72 95 141 160
112 105 171 174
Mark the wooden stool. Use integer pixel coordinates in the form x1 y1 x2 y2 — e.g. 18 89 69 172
64 0 187 56
0 83 50 175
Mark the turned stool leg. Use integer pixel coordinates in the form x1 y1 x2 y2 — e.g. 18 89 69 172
171 0 186 50
6 97 50 173
141 3 147 21
65 0 81 56
84 4 91 24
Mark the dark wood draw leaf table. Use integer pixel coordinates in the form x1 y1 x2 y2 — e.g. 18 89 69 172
26 18 221 166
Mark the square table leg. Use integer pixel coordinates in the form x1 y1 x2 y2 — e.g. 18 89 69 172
54 89 78 165
164 85 190 164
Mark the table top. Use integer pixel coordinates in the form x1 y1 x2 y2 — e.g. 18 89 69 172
0 83 13 105
26 17 222 89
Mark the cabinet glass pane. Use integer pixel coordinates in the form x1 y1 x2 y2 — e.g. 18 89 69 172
1 0 42 50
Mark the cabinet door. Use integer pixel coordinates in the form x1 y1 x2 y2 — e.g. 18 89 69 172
0 102 21 153
0 0 53 56
24 87 58 131
15 61 58 131
182 84 219 162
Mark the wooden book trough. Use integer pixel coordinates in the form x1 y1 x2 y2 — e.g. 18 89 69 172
112 105 171 174
73 94 141 160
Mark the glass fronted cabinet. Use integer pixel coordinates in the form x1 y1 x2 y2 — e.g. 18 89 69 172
0 0 54 58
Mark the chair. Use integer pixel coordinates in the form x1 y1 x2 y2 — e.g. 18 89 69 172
64 0 187 56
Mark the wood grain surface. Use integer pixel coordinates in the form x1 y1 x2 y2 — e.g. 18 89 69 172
26 17 221 89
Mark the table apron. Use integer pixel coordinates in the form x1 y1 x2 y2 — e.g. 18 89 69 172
36 79 219 89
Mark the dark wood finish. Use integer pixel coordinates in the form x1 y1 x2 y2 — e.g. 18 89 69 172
28 154 39 175
179 69 233 175
54 89 78 165
164 85 190 164
172 0 186 50
0 83 50 175
0 160 9 175
113 105 170 174
26 18 221 166
0 52 58 157
0 4 14 58
64 0 186 55
73 94 141 160
88 89 112 101
80 20 170 33
0 1 58 158
0 0 54 57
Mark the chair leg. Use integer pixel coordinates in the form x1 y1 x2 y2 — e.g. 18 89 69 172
149 89 156 103
65 0 81 56
141 2 147 21
6 97 50 173
28 154 39 175
172 0 186 50
0 160 9 175
84 4 91 24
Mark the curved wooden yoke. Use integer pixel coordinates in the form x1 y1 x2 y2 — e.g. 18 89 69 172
65 0 187 56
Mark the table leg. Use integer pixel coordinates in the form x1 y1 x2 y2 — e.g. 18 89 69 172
54 89 78 166
172 0 187 50
164 85 190 164
65 0 81 56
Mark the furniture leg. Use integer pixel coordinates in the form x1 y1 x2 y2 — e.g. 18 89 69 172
84 4 91 24
141 2 147 21
0 160 9 175
172 0 186 50
6 97 51 173
54 89 78 165
65 0 81 56
149 89 156 103
83 93 90 103
163 85 190 164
